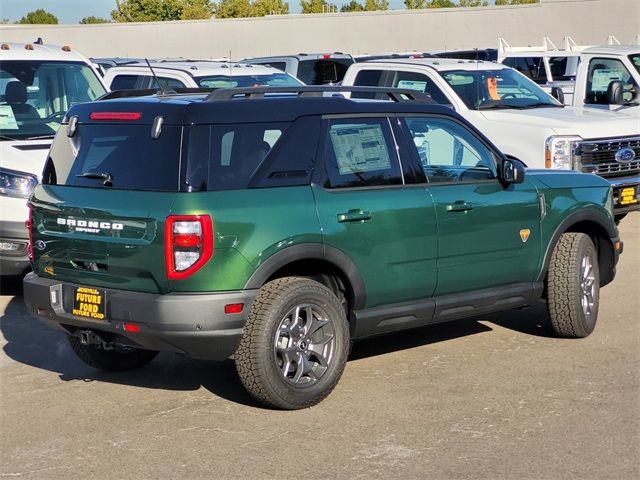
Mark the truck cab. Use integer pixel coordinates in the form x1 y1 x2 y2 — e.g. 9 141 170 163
0 41 107 277
571 45 640 113
341 58 640 220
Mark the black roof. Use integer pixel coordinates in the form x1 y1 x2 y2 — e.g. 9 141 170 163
68 87 460 125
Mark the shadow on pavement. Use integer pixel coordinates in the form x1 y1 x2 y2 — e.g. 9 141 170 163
1 292 554 408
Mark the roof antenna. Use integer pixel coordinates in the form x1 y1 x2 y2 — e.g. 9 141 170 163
145 58 175 96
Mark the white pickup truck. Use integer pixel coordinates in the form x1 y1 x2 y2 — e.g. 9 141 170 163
0 42 107 277
569 45 640 113
341 58 640 220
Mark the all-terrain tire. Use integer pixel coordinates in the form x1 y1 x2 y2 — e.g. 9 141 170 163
68 336 158 372
235 277 350 410
546 232 600 338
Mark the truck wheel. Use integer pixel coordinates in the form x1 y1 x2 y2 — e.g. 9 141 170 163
68 336 158 372
235 277 350 410
546 233 600 338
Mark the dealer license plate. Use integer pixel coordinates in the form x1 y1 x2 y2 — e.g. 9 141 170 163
619 186 639 206
72 286 106 320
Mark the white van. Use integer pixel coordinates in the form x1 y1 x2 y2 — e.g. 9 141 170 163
0 41 107 277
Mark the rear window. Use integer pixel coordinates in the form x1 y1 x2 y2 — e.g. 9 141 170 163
43 124 182 191
296 59 354 85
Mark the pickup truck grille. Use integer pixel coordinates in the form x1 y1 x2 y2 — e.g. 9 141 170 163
577 137 640 178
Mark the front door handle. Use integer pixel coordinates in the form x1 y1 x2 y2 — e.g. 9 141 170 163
337 209 372 223
446 201 475 212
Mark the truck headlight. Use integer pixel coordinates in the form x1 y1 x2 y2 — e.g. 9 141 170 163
0 168 38 198
545 136 582 170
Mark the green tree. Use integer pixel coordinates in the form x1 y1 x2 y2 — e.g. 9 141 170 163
215 0 253 18
112 0 213 22
341 0 364 11
299 0 337 13
252 0 290 16
458 0 488 6
80 16 110 24
364 0 389 10
428 0 456 7
18 9 58 24
404 0 427 8
495 0 539 4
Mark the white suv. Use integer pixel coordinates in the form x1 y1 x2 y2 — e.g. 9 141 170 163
0 42 107 277
102 62 303 90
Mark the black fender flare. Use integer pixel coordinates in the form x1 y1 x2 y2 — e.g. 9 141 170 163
244 243 367 309
537 207 618 283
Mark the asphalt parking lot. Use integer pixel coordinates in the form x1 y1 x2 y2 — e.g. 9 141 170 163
1 215 638 480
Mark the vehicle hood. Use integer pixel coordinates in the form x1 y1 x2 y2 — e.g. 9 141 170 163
478 106 640 137
0 140 52 178
526 169 611 189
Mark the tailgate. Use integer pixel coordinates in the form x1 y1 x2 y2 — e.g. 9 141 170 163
30 185 176 294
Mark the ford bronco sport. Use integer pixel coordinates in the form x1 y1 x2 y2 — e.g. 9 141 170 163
23 86 622 409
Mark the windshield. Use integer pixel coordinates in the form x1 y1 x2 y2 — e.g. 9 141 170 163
629 55 640 75
0 61 106 141
196 73 302 88
440 68 560 110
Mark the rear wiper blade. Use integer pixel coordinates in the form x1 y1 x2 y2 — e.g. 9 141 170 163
76 171 113 186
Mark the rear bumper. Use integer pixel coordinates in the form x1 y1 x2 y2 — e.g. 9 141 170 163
23 273 258 361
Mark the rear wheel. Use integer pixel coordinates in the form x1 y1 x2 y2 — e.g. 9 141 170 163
546 232 600 338
68 336 158 372
235 277 350 410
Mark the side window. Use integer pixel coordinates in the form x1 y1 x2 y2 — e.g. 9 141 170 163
322 117 402 189
352 69 450 105
585 58 637 104
401 116 497 183
504 57 547 84
186 122 289 191
390 71 451 105
149 76 186 89
110 74 139 90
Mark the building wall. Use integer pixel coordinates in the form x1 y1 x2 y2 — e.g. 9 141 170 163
0 0 638 59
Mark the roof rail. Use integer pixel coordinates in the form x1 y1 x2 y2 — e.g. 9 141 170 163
99 87 215 100
205 86 435 103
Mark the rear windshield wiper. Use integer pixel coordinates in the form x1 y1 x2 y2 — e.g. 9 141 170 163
76 171 113 187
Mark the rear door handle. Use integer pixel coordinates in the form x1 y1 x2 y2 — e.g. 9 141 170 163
445 201 475 212
337 209 372 223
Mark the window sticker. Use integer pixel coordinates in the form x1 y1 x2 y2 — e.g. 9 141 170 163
330 124 391 175
591 69 624 92
397 80 428 92
0 105 19 130
486 77 500 100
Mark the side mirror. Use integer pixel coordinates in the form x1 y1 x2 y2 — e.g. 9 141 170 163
501 157 526 185
606 80 625 105
551 86 565 104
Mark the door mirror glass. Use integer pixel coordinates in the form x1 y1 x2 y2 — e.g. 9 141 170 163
502 158 526 184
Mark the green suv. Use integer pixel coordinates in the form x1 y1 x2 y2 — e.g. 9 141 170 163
23 86 623 409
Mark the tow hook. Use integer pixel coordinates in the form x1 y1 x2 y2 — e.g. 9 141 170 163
77 330 114 350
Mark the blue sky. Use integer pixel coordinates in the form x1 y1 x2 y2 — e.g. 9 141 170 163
0 0 498 24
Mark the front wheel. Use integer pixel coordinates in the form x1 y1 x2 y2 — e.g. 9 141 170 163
68 336 158 372
546 232 600 338
235 277 350 410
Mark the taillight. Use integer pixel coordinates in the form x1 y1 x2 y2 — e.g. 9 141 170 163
89 112 142 121
165 215 213 280
26 204 34 261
